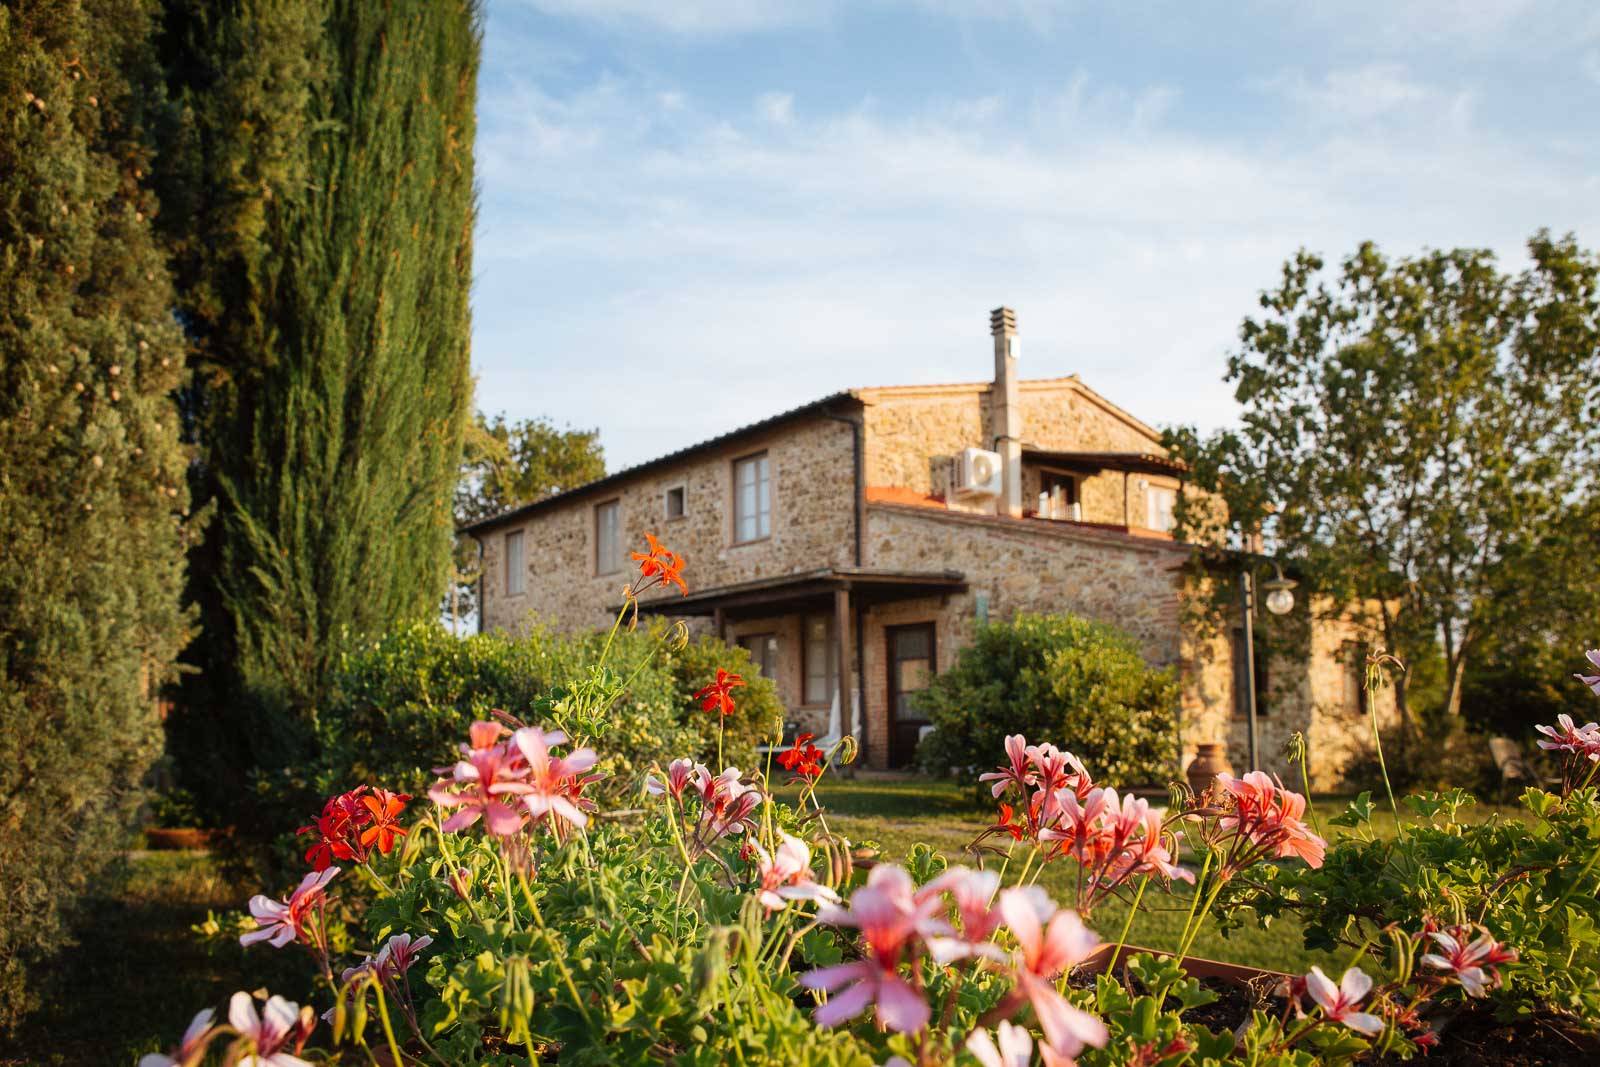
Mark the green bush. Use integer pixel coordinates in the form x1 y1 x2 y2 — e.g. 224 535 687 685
915 612 1181 788
313 620 779 801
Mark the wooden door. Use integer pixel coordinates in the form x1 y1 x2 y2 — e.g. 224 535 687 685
887 623 936 768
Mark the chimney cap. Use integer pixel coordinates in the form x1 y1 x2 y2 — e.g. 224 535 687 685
990 306 1016 335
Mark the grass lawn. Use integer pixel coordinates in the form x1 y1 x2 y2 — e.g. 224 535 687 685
5 850 312 1067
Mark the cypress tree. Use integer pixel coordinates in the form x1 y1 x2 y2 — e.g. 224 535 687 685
0 0 192 1027
158 1 480 792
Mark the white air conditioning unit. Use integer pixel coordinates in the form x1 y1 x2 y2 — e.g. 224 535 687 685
954 447 1003 497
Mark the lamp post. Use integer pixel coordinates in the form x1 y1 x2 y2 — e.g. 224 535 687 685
1241 561 1297 772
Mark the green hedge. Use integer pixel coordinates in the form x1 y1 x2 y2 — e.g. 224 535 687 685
312 621 779 801
915 612 1181 788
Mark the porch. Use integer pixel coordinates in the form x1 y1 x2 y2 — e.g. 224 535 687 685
630 567 967 768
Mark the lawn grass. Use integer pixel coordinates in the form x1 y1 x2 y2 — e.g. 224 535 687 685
789 775 1526 976
5 851 311 1067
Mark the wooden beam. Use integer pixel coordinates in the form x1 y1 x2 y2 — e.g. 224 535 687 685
834 587 853 741
713 606 726 643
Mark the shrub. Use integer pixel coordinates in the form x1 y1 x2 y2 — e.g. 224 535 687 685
915 613 1181 788
0 0 192 1029
313 619 778 802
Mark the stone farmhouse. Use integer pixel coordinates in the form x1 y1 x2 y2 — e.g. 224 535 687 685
462 308 1387 786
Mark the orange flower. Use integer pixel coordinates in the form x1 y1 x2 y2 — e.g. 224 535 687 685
777 732 826 781
358 788 411 855
694 668 746 716
632 532 687 595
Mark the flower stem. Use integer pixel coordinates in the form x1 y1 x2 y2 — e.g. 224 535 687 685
1111 875 1149 967
1174 850 1214 962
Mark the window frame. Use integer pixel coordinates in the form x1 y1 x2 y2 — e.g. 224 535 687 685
736 632 780 681
594 498 624 576
1231 625 1270 719
731 450 772 545
503 529 526 596
664 484 687 521
800 612 837 707
1146 484 1178 533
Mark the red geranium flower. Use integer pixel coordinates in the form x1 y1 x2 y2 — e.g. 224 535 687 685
298 787 371 871
632 532 687 595
694 668 746 716
777 732 826 782
992 802 1026 842
358 788 412 855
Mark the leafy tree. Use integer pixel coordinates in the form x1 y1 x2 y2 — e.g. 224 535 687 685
0 0 192 1027
449 413 605 627
156 0 482 799
1168 234 1600 737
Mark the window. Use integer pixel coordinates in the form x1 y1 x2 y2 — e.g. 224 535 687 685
737 633 779 680
1146 485 1177 533
1039 470 1079 520
733 452 771 543
802 614 836 705
664 485 686 520
1232 626 1269 719
503 530 525 596
595 500 623 574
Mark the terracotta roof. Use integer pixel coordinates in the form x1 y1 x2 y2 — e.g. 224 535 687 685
865 486 945 508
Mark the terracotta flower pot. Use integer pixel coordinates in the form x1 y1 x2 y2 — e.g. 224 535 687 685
1185 743 1233 799
1079 942 1290 987
143 827 217 850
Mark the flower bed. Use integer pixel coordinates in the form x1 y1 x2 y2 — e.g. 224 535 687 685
142 541 1600 1066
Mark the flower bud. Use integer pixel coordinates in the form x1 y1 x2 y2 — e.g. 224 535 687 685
449 867 472 901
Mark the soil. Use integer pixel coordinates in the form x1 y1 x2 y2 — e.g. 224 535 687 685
1368 1006 1600 1066
1083 965 1600 1065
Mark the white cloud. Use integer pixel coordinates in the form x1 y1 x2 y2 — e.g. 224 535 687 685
511 0 825 35
471 61 1598 469
1264 64 1471 126
757 91 794 125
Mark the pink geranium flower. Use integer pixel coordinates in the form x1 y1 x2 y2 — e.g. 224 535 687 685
138 1007 216 1067
1535 713 1600 760
802 865 945 1033
918 866 1004 963
227 991 316 1067
1420 925 1518 997
1038 787 1109 861
428 733 530 836
998 887 1108 1058
967 1020 1042 1067
1216 771 1326 871
646 757 702 801
752 831 840 911
375 932 434 980
979 734 1036 798
698 767 763 839
1305 966 1384 1036
1574 650 1600 696
240 868 339 948
514 726 599 830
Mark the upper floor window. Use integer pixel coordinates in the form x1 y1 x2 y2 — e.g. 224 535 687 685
802 613 836 705
503 530 525 596
664 485 686 520
733 451 771 543
595 500 623 574
1146 485 1177 533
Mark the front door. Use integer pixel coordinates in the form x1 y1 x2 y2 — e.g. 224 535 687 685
887 623 936 768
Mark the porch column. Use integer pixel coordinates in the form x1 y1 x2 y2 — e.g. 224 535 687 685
834 586 853 741
713 606 725 643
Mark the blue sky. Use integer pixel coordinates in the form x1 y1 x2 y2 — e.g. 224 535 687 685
473 0 1600 471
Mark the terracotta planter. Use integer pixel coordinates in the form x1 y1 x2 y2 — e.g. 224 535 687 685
1185 743 1233 799
144 827 218 850
1078 942 1289 988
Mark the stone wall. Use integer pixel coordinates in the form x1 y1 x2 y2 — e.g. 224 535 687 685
476 414 857 635
859 502 1190 767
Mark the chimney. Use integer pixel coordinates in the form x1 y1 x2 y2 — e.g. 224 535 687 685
990 306 1023 518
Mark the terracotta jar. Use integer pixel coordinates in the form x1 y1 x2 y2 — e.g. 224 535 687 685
1185 742 1232 800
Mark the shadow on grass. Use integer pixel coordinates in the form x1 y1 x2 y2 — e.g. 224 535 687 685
6 852 311 1066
